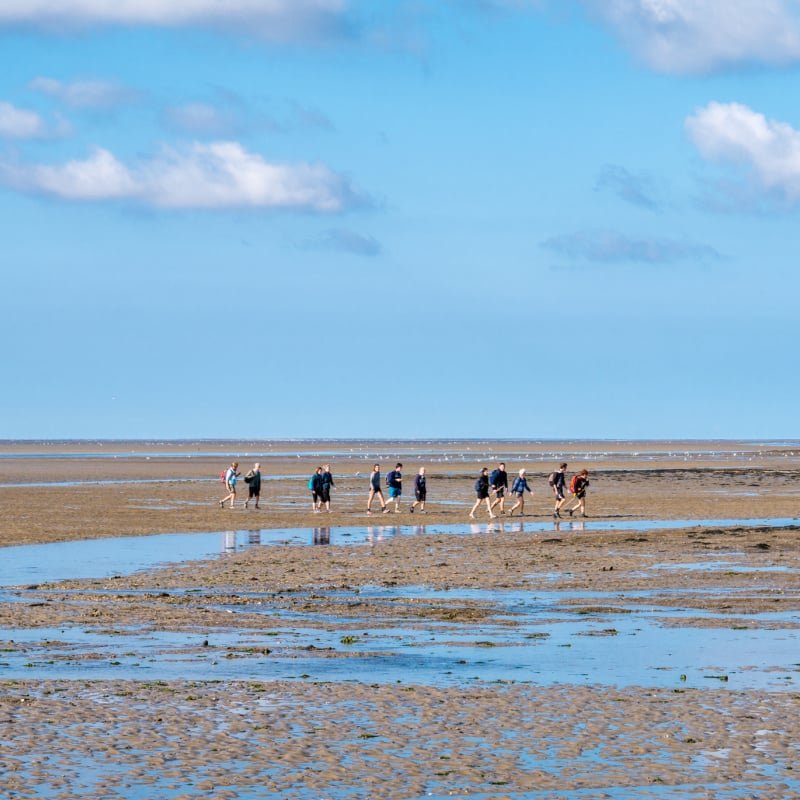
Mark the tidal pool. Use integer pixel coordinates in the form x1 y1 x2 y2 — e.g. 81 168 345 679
1 517 797 588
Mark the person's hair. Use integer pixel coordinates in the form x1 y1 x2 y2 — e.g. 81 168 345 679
396 462 403 468
499 462 505 468
519 468 525 475
232 462 238 467
560 462 567 469
374 463 380 469
580 468 589 475
316 466 323 472
481 467 488 473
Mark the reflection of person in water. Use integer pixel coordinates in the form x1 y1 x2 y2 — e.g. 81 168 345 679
247 530 261 546
313 527 331 545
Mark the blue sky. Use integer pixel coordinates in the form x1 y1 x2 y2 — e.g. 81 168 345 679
1 0 798 439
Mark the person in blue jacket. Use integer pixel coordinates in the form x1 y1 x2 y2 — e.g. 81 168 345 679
508 468 531 517
309 466 324 512
385 462 403 513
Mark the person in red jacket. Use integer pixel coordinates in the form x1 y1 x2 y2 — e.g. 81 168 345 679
563 469 590 518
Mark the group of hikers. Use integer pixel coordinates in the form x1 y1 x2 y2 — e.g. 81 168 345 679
218 460 590 518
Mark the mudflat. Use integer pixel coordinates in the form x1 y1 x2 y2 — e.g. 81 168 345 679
0 438 798 545
1 440 799 798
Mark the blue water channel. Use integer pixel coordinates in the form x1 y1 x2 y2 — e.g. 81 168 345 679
0 516 796 588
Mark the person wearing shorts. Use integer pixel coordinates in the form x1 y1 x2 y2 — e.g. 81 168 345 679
244 462 262 509
489 462 509 515
563 469 590 517
548 462 568 519
508 468 531 517
320 464 334 513
385 462 403 513
310 466 324 512
219 462 240 509
410 467 426 513
470 467 496 520
367 463 387 515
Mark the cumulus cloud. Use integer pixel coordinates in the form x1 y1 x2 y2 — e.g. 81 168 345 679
0 0 349 42
304 227 382 256
0 141 362 211
595 164 662 211
686 101 800 203
541 229 721 264
29 77 138 110
0 101 46 139
583 0 800 74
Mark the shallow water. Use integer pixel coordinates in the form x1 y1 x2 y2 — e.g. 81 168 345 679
3 581 799 690
1 516 796 588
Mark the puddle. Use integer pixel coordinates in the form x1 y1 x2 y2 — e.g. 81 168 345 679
2 585 799 689
1 517 798 588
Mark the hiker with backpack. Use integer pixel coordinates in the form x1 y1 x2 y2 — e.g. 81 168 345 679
309 466 324 512
489 462 509 515
219 461 241 509
385 462 403 513
563 469 590 517
548 462 568 519
469 467 497 520
366 463 388 515
508 468 531 517
244 462 262 510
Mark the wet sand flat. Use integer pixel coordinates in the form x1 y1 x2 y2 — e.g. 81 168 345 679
0 438 799 546
1 440 799 798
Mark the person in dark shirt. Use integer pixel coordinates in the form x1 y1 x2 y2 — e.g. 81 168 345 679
489 462 509 515
548 462 568 519
385 462 403 513
410 467 426 513
244 462 262 510
320 463 335 513
469 467 496 520
563 469 590 517
310 466 324 512
367 463 388 515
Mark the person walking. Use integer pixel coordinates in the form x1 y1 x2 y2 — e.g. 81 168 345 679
548 462 568 519
489 462 509 515
320 464 335 513
244 462 262 509
385 462 403 513
367 463 387 515
563 469 590 517
410 467 426 513
219 461 241 508
508 468 531 517
309 466 324 512
470 467 497 520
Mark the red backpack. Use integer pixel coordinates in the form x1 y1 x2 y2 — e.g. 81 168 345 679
220 470 227 483
569 474 580 493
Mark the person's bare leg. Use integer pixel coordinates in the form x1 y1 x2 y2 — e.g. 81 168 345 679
469 498 481 519
486 498 496 519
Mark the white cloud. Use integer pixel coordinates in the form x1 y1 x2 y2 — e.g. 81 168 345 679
583 0 800 73
0 101 46 138
0 141 360 211
686 102 800 201
0 0 348 41
30 77 137 110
